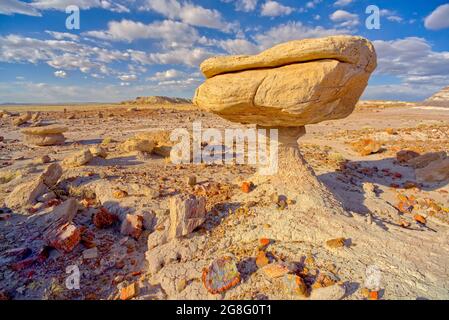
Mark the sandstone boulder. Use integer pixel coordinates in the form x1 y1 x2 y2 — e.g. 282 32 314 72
194 35 377 126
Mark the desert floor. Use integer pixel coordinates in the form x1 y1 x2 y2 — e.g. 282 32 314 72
0 103 448 300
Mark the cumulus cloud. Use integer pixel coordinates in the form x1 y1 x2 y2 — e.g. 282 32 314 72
45 31 79 41
85 19 199 46
118 74 137 82
30 0 130 13
306 0 322 9
330 9 359 27
128 47 214 67
424 4 449 30
147 69 186 81
217 22 351 55
0 0 41 16
261 1 294 17
0 34 128 76
218 38 260 55
54 70 67 78
223 0 258 12
254 21 351 50
141 0 234 31
333 0 352 7
368 37 449 100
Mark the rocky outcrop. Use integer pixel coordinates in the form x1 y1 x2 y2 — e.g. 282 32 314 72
121 96 191 105
424 86 449 107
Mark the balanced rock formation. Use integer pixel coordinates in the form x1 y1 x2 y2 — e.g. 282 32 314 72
21 124 67 146
194 35 377 127
194 35 377 214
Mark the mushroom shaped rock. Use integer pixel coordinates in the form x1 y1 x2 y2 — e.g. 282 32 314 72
21 124 68 146
194 36 377 215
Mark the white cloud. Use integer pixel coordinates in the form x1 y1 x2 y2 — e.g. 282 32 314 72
147 69 186 81
306 0 322 9
129 47 214 67
118 74 137 82
45 31 79 41
254 21 351 50
0 0 41 16
0 34 128 76
85 19 199 46
30 0 130 13
386 15 403 23
330 9 359 27
223 0 258 12
218 21 352 55
54 70 67 78
219 38 260 55
424 4 449 30
333 0 352 7
261 1 294 17
141 0 234 31
380 9 403 23
369 37 449 100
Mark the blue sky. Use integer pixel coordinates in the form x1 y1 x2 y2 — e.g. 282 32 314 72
1 0 449 103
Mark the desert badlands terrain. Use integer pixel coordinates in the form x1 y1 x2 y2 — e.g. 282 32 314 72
0 36 449 301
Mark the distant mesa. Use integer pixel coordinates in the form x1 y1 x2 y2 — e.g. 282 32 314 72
423 86 449 107
121 96 191 105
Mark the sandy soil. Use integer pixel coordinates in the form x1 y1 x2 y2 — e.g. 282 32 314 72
0 103 448 300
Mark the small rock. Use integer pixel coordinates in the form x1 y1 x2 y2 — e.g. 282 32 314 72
414 214 426 225
283 274 307 297
255 251 269 268
177 279 187 293
46 223 81 253
202 255 240 294
187 175 197 186
309 284 345 300
120 214 144 240
82 247 98 260
261 263 290 279
13 112 31 126
121 137 154 153
241 181 252 193
63 149 93 167
89 146 107 158
325 237 346 248
351 139 381 156
169 194 206 239
120 282 138 300
92 207 118 228
41 163 63 187
4 177 48 210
